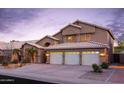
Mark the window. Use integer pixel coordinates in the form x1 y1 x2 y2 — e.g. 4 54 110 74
44 42 50 47
80 34 91 41
66 35 76 42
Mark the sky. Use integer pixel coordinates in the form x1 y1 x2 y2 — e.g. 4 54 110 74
0 8 124 42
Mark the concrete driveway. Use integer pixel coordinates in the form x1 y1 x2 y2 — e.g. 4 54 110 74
0 64 124 84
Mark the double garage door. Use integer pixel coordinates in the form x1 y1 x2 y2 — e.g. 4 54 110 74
50 51 100 65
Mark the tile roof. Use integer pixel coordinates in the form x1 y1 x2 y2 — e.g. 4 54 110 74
36 35 59 44
69 24 82 29
47 35 59 41
60 24 82 31
23 42 44 49
45 41 109 50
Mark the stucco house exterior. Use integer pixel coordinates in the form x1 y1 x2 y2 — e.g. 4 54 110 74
21 20 115 65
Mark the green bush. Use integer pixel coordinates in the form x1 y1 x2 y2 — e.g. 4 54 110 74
2 61 9 66
100 62 109 69
92 64 103 73
11 60 19 64
0 61 3 64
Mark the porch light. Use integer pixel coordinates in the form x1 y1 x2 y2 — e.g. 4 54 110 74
46 53 49 57
100 53 106 56
68 36 72 40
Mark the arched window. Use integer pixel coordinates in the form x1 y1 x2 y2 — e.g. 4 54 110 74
44 42 50 47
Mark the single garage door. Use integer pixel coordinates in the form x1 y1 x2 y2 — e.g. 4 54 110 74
65 52 80 65
50 52 63 64
82 51 100 65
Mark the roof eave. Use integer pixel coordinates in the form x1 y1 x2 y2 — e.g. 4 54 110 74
45 47 109 50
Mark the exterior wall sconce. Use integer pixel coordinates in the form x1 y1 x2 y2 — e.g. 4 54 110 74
100 53 106 57
46 53 49 57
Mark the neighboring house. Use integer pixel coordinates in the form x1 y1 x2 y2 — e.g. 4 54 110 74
22 20 115 65
114 39 119 47
0 40 38 62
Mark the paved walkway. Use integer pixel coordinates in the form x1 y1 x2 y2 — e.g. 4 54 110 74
0 64 123 84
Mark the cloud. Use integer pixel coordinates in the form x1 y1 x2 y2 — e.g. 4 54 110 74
107 8 124 39
0 8 123 41
0 8 43 33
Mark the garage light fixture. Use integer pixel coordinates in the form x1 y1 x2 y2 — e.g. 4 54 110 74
95 51 99 54
82 51 99 54
65 52 80 54
50 52 63 54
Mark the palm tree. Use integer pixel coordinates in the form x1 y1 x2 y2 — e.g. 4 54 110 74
11 49 20 63
27 48 37 63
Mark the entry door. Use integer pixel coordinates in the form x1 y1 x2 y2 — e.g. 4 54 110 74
65 52 80 65
50 52 63 64
82 53 100 65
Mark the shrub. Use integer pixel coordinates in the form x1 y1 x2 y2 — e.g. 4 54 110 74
11 60 18 64
100 62 109 69
0 61 3 64
2 61 9 66
92 64 103 73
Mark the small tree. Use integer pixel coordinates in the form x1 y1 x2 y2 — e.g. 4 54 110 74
27 48 37 63
11 49 20 63
114 40 124 53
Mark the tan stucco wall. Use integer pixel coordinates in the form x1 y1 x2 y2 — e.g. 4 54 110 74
62 26 81 35
36 37 59 47
53 31 63 43
91 27 108 44
61 26 109 44
74 22 96 33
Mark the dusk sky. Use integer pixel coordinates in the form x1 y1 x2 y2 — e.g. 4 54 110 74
0 8 124 42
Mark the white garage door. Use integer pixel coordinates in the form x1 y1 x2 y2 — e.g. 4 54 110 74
82 51 100 65
50 52 63 64
65 52 80 65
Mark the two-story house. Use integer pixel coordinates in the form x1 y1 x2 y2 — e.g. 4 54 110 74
21 20 115 65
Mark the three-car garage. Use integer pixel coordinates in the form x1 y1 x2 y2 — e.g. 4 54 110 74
46 42 109 66
49 51 100 65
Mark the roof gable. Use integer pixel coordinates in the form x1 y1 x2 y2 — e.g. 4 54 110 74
61 24 81 31
73 20 115 39
62 24 81 35
22 42 44 49
36 35 59 44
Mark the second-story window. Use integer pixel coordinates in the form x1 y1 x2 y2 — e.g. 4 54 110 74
80 34 91 42
66 35 76 42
